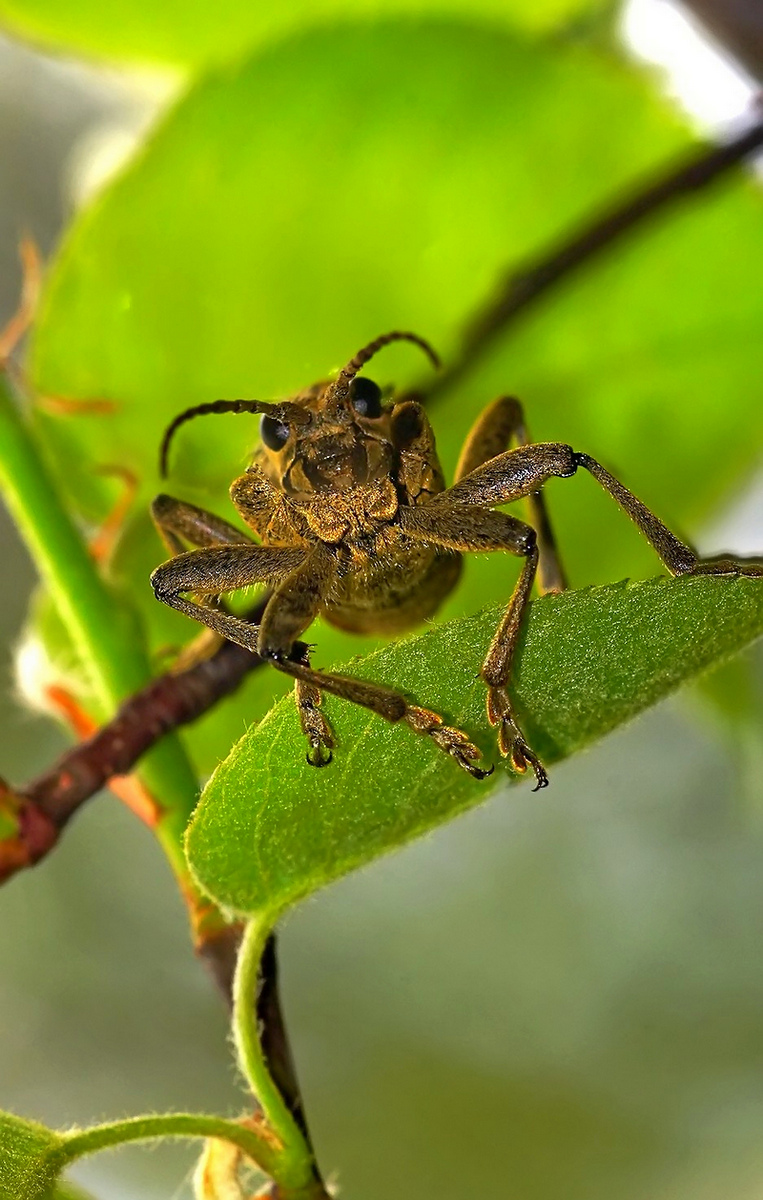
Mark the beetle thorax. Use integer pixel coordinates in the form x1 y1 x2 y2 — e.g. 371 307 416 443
291 475 400 545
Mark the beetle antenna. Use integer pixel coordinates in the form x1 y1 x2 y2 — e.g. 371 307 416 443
159 399 309 478
327 331 440 413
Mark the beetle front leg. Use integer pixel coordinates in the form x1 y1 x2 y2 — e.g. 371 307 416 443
257 545 491 777
480 538 545 788
150 497 266 668
150 544 308 650
271 654 493 779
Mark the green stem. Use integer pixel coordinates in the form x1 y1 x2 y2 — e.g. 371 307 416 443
233 916 318 1192
0 376 198 883
57 1112 281 1179
50 1179 97 1200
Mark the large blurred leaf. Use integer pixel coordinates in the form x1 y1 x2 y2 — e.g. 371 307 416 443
29 21 763 773
186 575 763 917
0 0 611 68
0 1111 62 1200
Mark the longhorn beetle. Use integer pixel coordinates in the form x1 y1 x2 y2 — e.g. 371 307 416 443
151 331 762 789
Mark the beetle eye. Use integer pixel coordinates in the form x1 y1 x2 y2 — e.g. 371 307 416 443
349 376 383 418
260 414 290 450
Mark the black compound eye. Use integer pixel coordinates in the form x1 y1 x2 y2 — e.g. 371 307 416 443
349 376 383 418
260 414 290 450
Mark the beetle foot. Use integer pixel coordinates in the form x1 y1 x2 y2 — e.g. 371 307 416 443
302 715 335 768
300 701 335 769
295 674 335 768
486 687 548 791
689 556 763 578
306 737 333 768
406 705 492 780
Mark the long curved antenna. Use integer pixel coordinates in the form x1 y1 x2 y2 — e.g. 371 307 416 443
326 331 440 415
159 399 310 478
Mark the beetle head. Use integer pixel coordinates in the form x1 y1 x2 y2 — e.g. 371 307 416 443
257 332 440 496
159 331 439 492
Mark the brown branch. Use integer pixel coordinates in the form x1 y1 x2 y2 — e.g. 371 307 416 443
429 114 763 398
0 599 270 881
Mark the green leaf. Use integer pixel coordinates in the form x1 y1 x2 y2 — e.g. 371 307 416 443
0 0 610 69
27 21 763 775
0 1111 63 1200
186 575 763 918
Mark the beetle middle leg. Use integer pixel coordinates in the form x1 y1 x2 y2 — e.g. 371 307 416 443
270 652 493 779
292 650 335 768
151 541 338 761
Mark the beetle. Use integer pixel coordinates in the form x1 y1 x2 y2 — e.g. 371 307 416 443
150 330 762 789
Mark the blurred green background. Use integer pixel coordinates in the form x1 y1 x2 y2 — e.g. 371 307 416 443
1 2 763 1197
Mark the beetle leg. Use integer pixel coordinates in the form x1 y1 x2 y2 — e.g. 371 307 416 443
151 544 308 651
151 493 254 556
456 396 566 593
150 495 266 667
401 504 546 788
446 442 762 579
574 454 763 577
269 653 493 779
413 448 762 786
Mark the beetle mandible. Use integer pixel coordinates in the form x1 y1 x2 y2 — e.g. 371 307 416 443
150 330 762 788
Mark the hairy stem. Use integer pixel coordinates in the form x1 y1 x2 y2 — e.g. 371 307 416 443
58 1113 281 1179
233 917 327 1196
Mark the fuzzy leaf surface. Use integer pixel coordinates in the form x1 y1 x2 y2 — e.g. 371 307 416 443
0 1111 63 1200
186 575 763 917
